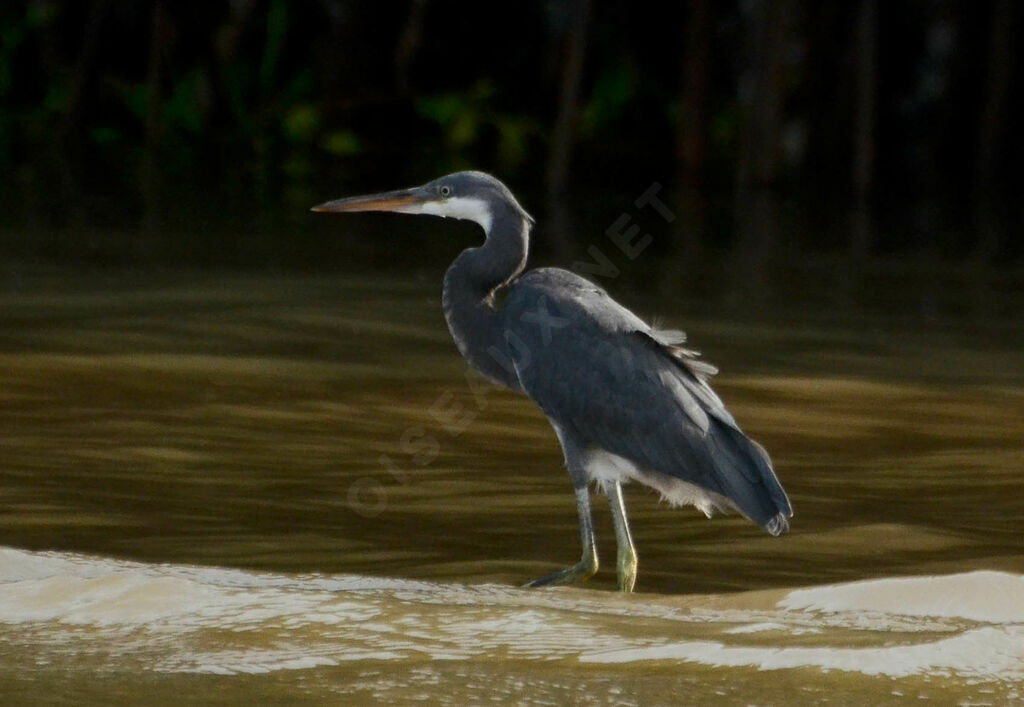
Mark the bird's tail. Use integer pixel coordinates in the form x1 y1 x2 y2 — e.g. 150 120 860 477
707 419 792 536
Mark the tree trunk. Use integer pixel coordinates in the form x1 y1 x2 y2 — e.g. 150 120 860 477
973 0 1012 265
677 0 712 189
546 0 590 199
142 0 168 241
665 0 714 297
736 0 796 187
545 0 591 260
850 0 877 261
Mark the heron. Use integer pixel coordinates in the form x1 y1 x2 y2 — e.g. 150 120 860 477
312 171 792 592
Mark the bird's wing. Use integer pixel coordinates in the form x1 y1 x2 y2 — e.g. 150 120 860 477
504 268 791 530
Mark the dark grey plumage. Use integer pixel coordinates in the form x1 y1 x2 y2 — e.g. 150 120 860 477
503 268 792 534
313 170 792 591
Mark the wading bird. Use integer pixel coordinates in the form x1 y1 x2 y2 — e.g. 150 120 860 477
312 171 792 592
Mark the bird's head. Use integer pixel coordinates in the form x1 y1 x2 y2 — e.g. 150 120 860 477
311 171 533 234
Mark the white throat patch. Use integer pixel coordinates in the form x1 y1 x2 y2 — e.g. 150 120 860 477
415 197 493 233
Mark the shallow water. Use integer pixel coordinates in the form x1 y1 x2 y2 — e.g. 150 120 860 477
1 547 1022 704
1 271 1022 703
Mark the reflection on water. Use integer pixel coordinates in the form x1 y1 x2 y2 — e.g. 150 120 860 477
0 271 1022 702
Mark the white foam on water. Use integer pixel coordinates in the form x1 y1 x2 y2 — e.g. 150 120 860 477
580 626 1024 680
1 546 1022 683
777 570 1024 623
582 570 1024 680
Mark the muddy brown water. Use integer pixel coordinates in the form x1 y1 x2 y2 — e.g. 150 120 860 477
0 271 1021 703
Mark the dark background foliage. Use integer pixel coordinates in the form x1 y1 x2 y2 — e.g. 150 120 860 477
1 0 1021 271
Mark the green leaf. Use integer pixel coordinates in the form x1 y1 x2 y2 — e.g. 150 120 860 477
581 60 638 136
283 103 320 143
260 0 288 90
162 70 206 133
416 93 463 124
322 130 362 156
89 126 120 146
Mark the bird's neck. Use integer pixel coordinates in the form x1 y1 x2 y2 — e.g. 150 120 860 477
442 208 530 390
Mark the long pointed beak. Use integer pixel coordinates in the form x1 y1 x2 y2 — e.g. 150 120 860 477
310 187 426 214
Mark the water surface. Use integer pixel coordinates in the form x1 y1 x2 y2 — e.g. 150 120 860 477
0 271 1022 703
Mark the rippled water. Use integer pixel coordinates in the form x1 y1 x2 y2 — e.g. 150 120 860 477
1 547 1022 703
1 271 1022 703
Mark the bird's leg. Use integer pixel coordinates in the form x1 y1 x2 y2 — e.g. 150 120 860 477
524 485 598 588
606 480 638 592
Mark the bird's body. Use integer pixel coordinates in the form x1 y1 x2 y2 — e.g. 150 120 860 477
314 171 792 591
501 268 790 534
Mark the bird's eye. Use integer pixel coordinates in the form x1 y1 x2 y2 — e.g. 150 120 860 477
439 185 452 198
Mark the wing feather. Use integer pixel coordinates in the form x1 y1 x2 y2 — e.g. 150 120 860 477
503 268 792 530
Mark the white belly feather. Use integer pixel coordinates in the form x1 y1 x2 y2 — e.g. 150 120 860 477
582 447 737 519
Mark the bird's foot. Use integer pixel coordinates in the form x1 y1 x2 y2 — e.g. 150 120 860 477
524 557 597 588
616 547 637 593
